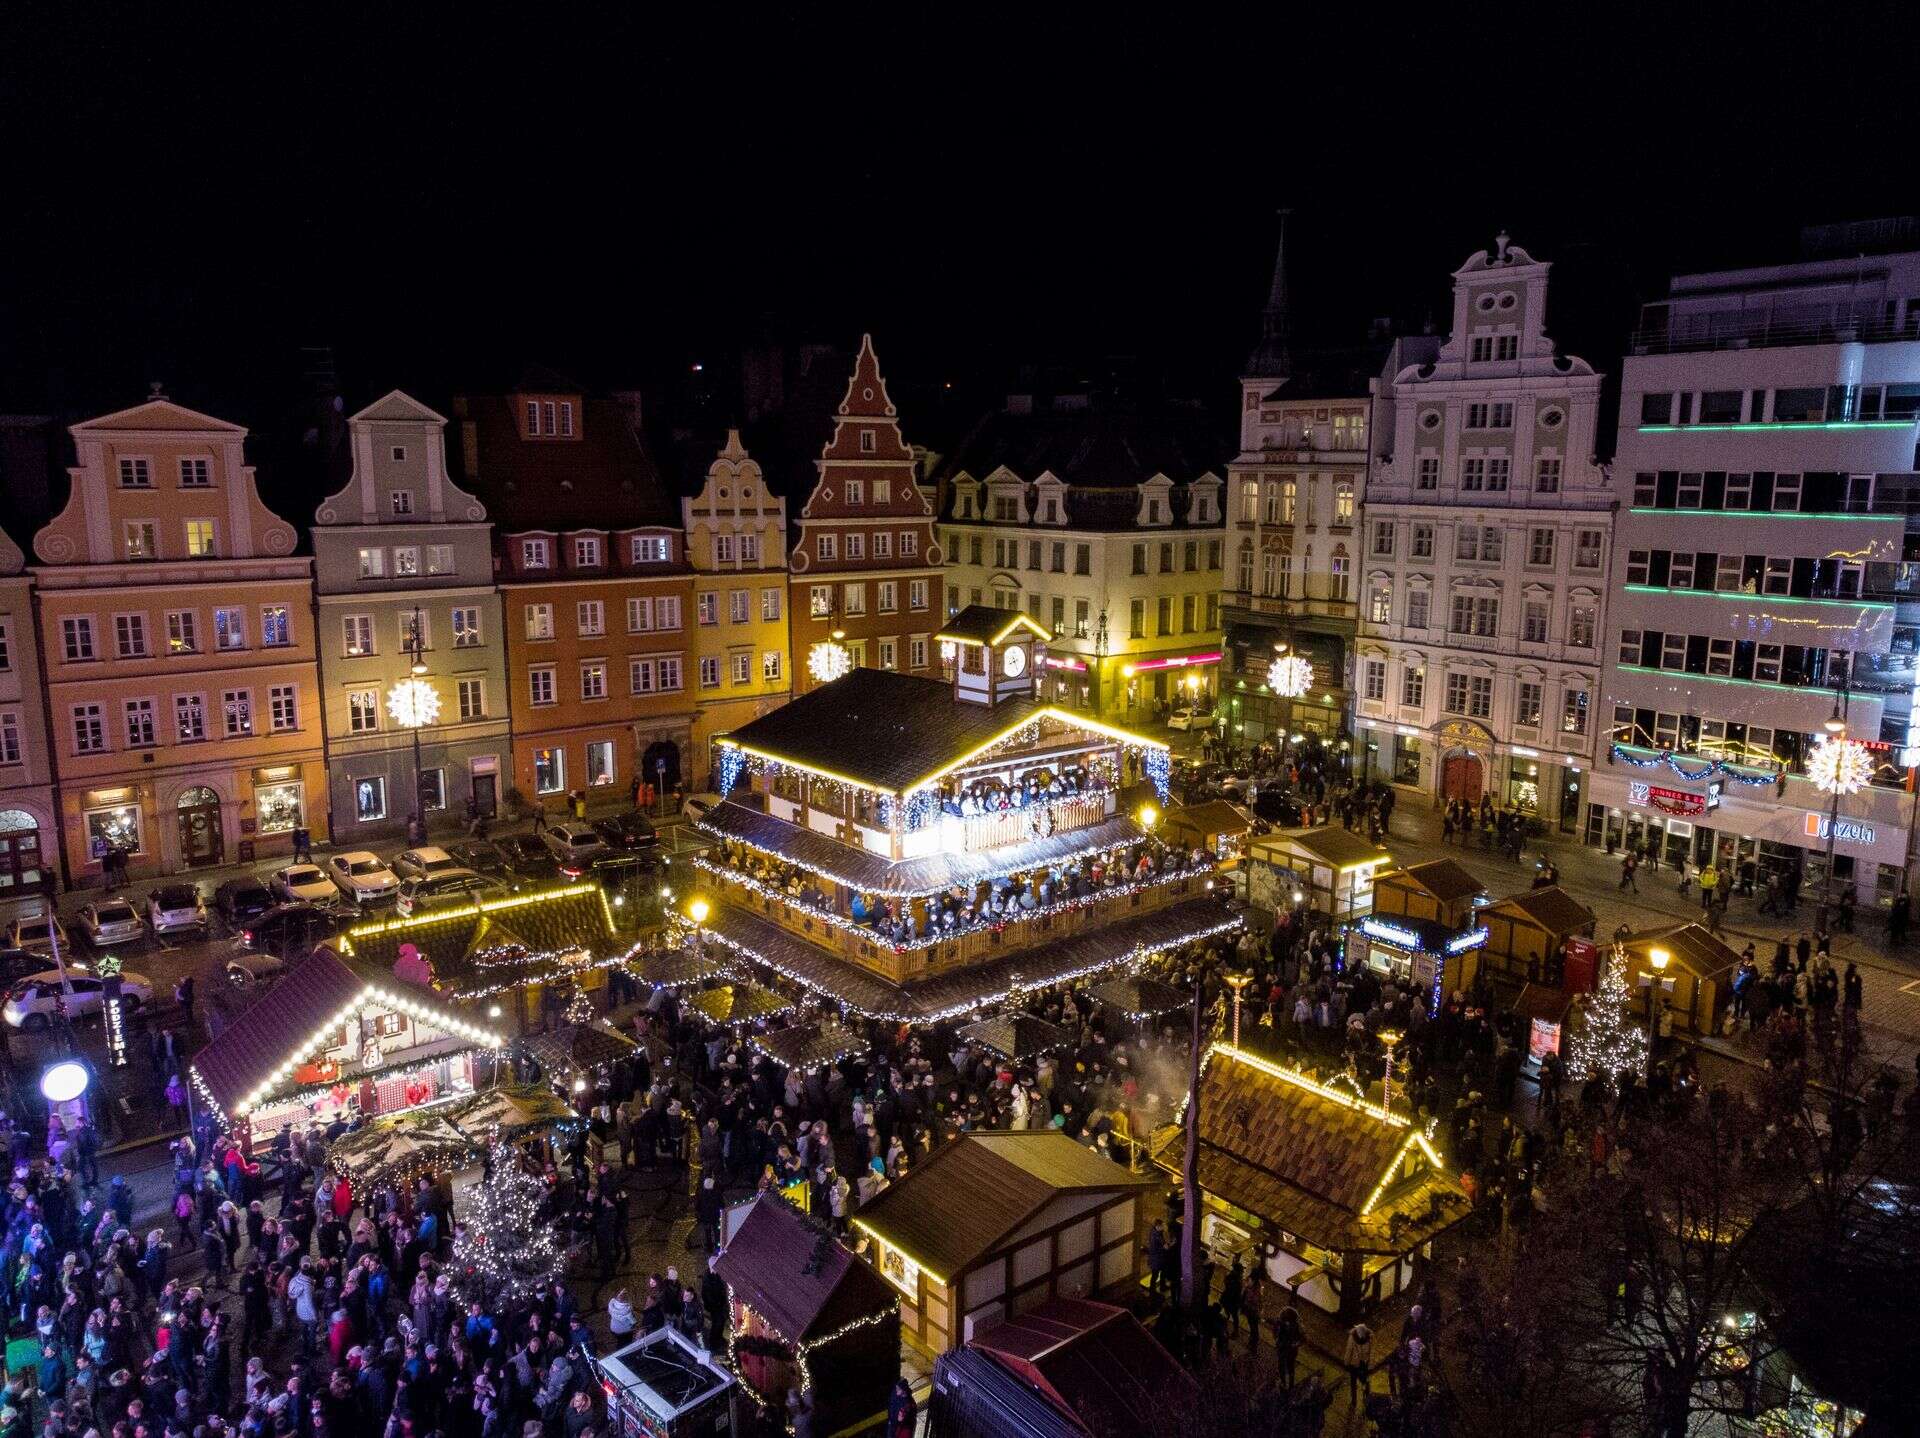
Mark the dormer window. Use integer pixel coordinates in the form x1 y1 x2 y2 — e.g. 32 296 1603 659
521 538 551 569
993 495 1019 522
632 535 671 564
574 537 603 567
390 490 414 516
522 397 578 439
1147 499 1162 524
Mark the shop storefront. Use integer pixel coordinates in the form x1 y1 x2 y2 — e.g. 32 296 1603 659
1121 651 1222 719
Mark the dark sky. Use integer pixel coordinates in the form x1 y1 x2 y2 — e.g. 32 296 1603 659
5 6 1919 455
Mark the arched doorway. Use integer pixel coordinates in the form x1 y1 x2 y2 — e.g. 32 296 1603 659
641 740 682 793
176 786 224 868
0 810 48 896
1440 753 1483 804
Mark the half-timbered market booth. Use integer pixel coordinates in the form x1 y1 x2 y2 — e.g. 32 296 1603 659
689 607 1240 1024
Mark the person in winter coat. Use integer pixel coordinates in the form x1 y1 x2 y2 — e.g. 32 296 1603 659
1343 1321 1373 1407
887 1379 916 1438
607 1290 635 1338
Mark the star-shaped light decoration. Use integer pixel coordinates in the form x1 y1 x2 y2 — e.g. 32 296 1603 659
807 638 852 684
1266 654 1314 699
1808 735 1872 795
385 677 441 729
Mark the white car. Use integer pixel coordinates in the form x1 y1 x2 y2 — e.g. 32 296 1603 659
1166 707 1215 732
541 822 609 875
271 864 340 905
3 969 153 1029
682 792 722 824
392 846 462 882
5 914 68 956
327 851 399 905
146 884 208 937
78 900 146 948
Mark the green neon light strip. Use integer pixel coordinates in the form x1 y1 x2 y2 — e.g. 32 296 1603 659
1620 583 1892 611
1616 663 1882 697
1626 506 1899 523
1638 421 1913 432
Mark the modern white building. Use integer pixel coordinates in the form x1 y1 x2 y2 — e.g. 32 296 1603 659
1358 236 1612 831
1591 230 1920 909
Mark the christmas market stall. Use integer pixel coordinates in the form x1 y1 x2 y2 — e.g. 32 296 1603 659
1160 800 1253 870
1345 859 1488 1006
714 1193 899 1438
189 949 507 1148
593 1327 737 1438
327 1113 474 1188
1087 975 1189 1020
686 981 795 1027
1477 886 1597 989
1244 827 1390 922
520 1021 639 1091
1619 922 1739 1038
1152 1043 1470 1321
956 1013 1072 1063
633 945 737 990
852 1131 1153 1357
445 1083 580 1142
748 1020 865 1073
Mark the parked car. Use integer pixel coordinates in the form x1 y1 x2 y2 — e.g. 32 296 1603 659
214 876 277 926
541 821 610 876
392 846 462 882
0 948 59 987
232 903 352 961
271 863 341 906
449 840 509 879
1251 789 1301 825
495 835 560 888
681 792 723 824
396 869 501 917
78 900 145 949
224 952 286 990
592 812 658 851
3 970 153 1029
5 914 69 956
146 884 208 938
1166 707 1215 732
327 851 400 905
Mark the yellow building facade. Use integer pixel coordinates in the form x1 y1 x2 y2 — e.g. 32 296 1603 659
682 430 790 786
33 399 324 881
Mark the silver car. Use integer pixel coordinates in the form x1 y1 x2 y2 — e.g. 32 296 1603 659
78 900 145 949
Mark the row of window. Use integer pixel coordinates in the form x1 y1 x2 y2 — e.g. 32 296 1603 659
525 655 689 705
1408 453 1564 494
71 687 301 754
59 606 293 662
1616 628 1846 687
347 679 488 733
812 530 921 563
524 595 686 641
1624 548 1871 600
805 579 931 619
1362 583 1597 647
1130 539 1223 577
1358 659 1589 733
342 609 482 657
1234 547 1352 603
1367 520 1601 567
115 457 213 490
958 535 1090 574
1612 708 1799 771
1628 469 1858 515
1237 480 1356 525
357 544 458 580
120 518 223 561
516 534 674 570
1638 383 1920 427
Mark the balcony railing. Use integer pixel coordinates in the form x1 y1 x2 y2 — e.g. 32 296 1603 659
1631 309 1920 355
943 789 1116 854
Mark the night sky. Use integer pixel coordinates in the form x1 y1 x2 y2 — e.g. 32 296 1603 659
6 7 1919 477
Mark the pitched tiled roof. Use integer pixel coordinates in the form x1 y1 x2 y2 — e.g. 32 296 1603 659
937 407 1227 494
855 1133 1151 1280
696 800 1147 897
1392 859 1485 904
1484 886 1596 936
703 895 1238 1020
972 1298 1191 1430
714 1194 896 1342
192 950 368 1116
339 888 618 999
720 669 1044 793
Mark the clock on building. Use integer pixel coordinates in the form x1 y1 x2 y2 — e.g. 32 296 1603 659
1002 644 1027 678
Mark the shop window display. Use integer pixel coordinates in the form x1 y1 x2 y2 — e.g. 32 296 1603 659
256 782 304 834
86 805 142 859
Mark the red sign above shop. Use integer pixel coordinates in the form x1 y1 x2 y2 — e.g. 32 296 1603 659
1627 781 1706 816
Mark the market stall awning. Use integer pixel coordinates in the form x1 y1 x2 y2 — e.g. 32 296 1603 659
521 1023 639 1076
1088 975 1190 1018
713 1193 897 1343
328 1113 474 1186
749 1021 865 1071
686 982 795 1026
956 1013 1072 1062
632 946 737 988
445 1083 581 1140
336 884 619 999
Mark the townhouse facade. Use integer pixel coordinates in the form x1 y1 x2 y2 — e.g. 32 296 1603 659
787 336 943 693
683 430 791 773
0 524 57 895
312 392 511 841
1592 241 1920 906
1359 236 1612 831
936 399 1224 720
33 398 324 880
454 376 696 809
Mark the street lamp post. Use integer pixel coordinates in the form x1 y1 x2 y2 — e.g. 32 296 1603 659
1377 1027 1403 1113
1224 972 1252 1048
1812 676 1855 930
1644 947 1670 1082
387 608 439 842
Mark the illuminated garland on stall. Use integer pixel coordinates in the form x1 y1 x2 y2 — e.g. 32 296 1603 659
724 1289 900 1429
1608 744 1778 786
717 746 747 798
1144 748 1171 802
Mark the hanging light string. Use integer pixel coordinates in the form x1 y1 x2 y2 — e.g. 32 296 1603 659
1607 743 1777 786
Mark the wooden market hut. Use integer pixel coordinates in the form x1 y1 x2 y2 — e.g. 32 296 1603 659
713 1194 900 1438
852 1131 1154 1356
1152 1043 1470 1320
1620 922 1740 1038
1161 800 1253 865
1370 859 1485 928
1477 886 1597 988
1245 827 1391 921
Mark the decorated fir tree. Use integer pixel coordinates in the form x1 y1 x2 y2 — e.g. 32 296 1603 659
452 1148 567 1303
1566 943 1649 1087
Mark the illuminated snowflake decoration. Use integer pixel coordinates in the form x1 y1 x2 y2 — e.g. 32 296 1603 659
1808 736 1872 795
807 639 852 684
385 677 441 728
1266 654 1314 698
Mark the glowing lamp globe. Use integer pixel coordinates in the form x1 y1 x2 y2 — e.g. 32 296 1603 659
40 1061 89 1103
386 677 441 729
1266 654 1313 699
808 639 852 684
1808 736 1872 796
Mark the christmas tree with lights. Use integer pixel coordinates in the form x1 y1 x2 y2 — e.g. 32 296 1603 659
1566 943 1648 1087
452 1147 566 1304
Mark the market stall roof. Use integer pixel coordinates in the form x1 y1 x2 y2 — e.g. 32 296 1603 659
686 982 795 1026
632 945 737 988
1510 983 1573 1027
956 1013 1072 1061
521 1023 639 1076
190 950 506 1120
936 604 1053 647
445 1083 580 1140
1483 886 1596 936
854 1132 1153 1282
1151 1043 1469 1256
713 1193 896 1344
1621 922 1741 980
1250 827 1391 871
1383 859 1485 905
1161 801 1253 844
696 799 1147 898
749 1020 865 1071
971 1298 1192 1434
327 1113 474 1186
1088 975 1190 1017
336 884 619 998
702 895 1237 1021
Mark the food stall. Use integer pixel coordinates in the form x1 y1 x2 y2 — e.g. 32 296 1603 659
594 1326 737 1438
1620 923 1739 1039
1478 887 1597 990
1161 801 1254 896
1245 828 1391 922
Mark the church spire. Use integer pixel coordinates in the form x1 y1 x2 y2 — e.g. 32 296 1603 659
1245 208 1294 379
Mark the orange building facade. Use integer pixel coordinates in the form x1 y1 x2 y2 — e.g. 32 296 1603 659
788 335 944 693
456 379 697 809
32 400 324 881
